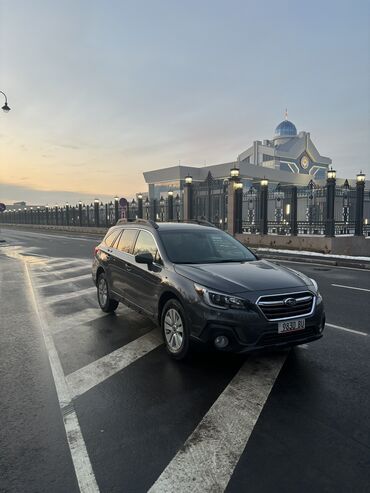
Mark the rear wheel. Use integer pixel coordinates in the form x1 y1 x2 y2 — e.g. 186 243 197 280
97 273 118 313
161 299 190 360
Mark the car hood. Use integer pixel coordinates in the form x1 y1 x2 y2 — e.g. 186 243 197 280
174 260 310 294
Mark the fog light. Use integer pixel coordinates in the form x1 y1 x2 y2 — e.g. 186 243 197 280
214 336 229 349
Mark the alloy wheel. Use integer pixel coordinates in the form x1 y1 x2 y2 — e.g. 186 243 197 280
164 308 184 353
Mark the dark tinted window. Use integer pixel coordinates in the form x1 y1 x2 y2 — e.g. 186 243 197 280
102 230 120 247
133 230 161 262
117 229 138 253
159 229 256 264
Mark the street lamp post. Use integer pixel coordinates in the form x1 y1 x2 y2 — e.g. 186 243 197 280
137 194 143 219
355 172 366 236
114 196 119 223
78 201 83 226
94 199 100 227
325 168 336 237
0 91 11 112
168 191 174 221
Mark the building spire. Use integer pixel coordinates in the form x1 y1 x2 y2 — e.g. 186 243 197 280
285 108 288 120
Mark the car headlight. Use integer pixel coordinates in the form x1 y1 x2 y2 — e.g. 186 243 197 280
309 278 318 292
194 283 245 310
309 278 322 303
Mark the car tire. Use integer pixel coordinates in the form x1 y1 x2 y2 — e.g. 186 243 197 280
97 272 119 313
161 299 190 360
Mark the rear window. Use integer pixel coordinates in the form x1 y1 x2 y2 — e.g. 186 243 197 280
102 229 120 247
117 229 138 254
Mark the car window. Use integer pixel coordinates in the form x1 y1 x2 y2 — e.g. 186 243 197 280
133 230 161 263
102 229 120 248
117 229 138 254
159 229 256 264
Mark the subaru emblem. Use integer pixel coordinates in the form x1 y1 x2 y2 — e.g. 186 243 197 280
284 297 297 306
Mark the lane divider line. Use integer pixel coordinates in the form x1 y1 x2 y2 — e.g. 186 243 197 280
148 353 288 493
24 261 100 493
326 323 368 336
331 283 370 293
66 329 163 399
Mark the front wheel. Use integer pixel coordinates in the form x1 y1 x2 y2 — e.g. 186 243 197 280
161 299 190 360
97 273 119 313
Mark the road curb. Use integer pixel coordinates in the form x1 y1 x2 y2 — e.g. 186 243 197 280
257 251 370 270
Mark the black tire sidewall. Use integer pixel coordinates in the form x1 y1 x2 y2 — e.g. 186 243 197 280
161 299 190 360
97 272 118 312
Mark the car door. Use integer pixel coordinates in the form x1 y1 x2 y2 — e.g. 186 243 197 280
109 228 139 299
125 229 163 317
97 228 122 285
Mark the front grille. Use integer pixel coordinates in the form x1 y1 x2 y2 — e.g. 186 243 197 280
257 291 315 321
258 327 317 346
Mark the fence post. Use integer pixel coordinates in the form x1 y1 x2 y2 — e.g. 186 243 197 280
168 191 174 221
77 202 82 226
325 169 336 237
114 197 119 223
290 186 298 236
94 199 100 227
227 167 241 235
183 175 193 221
355 171 366 236
137 194 143 219
259 178 268 235
235 182 243 234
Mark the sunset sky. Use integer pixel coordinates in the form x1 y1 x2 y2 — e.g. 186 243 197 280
0 0 369 205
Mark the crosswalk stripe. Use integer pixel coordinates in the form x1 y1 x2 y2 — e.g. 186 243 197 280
66 329 163 399
38 273 91 288
33 266 91 278
149 352 287 493
45 286 96 304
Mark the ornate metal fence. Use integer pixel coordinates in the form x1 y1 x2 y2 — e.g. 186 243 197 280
191 172 228 229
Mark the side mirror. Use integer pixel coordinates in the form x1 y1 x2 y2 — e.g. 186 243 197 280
135 252 154 265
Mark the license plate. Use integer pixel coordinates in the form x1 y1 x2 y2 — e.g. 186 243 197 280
278 318 305 334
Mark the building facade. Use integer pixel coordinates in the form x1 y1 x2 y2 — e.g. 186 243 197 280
143 115 334 199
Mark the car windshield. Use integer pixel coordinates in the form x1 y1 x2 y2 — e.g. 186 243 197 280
159 228 257 264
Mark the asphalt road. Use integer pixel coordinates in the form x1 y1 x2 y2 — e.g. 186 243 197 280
0 227 369 493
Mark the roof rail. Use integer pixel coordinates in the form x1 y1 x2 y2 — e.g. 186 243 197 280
181 219 216 228
116 218 159 229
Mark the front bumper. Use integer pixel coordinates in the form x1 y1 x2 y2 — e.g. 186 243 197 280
188 296 325 353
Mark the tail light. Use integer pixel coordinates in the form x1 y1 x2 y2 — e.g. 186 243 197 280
94 246 100 256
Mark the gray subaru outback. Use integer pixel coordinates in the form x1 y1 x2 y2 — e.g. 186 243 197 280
92 220 325 359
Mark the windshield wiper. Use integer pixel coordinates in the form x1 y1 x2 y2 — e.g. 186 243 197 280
209 259 250 263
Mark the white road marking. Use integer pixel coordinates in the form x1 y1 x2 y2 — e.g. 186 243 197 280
24 262 99 492
66 329 163 399
33 265 91 277
331 283 370 293
51 306 130 335
326 323 368 336
45 286 96 304
149 353 287 493
38 273 91 288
